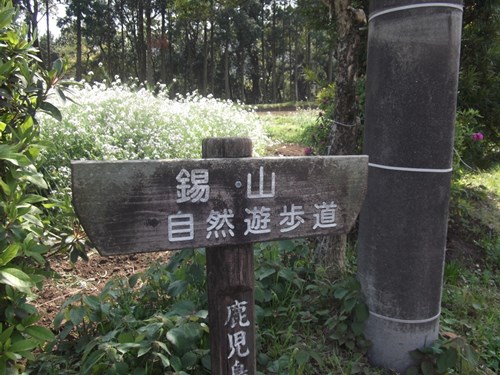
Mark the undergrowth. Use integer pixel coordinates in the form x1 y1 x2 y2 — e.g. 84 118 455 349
28 241 377 375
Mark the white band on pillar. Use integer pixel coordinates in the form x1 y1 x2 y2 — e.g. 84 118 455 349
369 162 453 173
369 310 441 324
369 3 464 23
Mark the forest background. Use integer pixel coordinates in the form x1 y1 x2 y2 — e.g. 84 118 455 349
12 0 499 163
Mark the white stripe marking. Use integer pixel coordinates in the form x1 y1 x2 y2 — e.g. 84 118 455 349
369 162 452 173
369 310 441 324
369 3 464 22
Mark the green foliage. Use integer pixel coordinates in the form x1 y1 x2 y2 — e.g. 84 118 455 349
449 166 500 243
458 1 500 168
0 0 68 371
325 277 371 354
31 249 210 374
407 337 483 375
31 241 374 374
453 109 488 170
406 338 484 375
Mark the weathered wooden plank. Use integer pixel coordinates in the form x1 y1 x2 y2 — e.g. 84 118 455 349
71 155 368 256
203 138 256 375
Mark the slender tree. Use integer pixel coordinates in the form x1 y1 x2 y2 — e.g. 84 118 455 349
316 0 367 275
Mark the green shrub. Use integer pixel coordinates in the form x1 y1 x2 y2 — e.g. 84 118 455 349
30 241 373 374
0 0 65 371
453 109 488 171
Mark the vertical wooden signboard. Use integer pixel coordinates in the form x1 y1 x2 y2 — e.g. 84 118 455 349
72 137 368 375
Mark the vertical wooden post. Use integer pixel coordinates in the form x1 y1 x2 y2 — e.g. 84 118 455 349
203 138 256 375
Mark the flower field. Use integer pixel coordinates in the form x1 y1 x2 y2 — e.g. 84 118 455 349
38 82 268 188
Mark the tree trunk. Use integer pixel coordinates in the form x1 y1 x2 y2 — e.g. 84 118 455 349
45 0 51 69
120 0 126 80
106 0 113 79
260 0 266 103
137 0 146 83
202 21 209 96
271 1 277 102
224 43 231 100
327 0 362 157
76 9 83 81
316 0 365 278
145 2 154 86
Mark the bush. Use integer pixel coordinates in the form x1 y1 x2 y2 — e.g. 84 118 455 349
38 83 268 189
0 1 65 371
29 241 372 374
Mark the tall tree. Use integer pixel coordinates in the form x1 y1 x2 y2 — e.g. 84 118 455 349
316 0 367 275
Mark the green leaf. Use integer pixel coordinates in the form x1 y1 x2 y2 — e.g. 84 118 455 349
0 178 11 195
25 325 55 342
20 194 47 204
0 144 30 167
256 266 276 280
52 58 65 75
23 170 48 189
170 300 196 316
0 244 20 266
0 7 16 29
40 101 62 121
294 349 310 366
278 268 295 283
0 267 33 291
354 303 369 322
182 351 198 367
0 325 14 343
69 307 86 325
129 273 140 288
167 279 188 297
437 347 458 373
166 323 202 351
137 345 152 357
112 362 129 375
334 287 349 299
9 338 38 352
170 355 182 371
421 360 436 375
82 295 100 310
351 321 364 336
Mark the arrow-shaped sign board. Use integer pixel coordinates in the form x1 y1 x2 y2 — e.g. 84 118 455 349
72 156 368 256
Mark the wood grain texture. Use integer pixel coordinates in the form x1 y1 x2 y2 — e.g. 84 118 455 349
204 138 255 375
72 155 368 256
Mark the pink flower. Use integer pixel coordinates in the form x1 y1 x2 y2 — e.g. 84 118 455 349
470 132 484 141
304 147 313 156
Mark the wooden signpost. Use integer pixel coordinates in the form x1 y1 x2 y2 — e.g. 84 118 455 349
72 137 368 375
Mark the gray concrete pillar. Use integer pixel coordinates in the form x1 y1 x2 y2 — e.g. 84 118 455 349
358 1 463 372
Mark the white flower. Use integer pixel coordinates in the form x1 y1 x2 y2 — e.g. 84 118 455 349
98 62 103 68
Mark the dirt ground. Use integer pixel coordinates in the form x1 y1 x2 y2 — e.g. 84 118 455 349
266 142 308 156
34 252 168 327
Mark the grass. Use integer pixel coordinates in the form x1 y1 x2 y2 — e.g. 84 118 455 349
443 166 500 373
259 109 318 145
254 101 317 111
